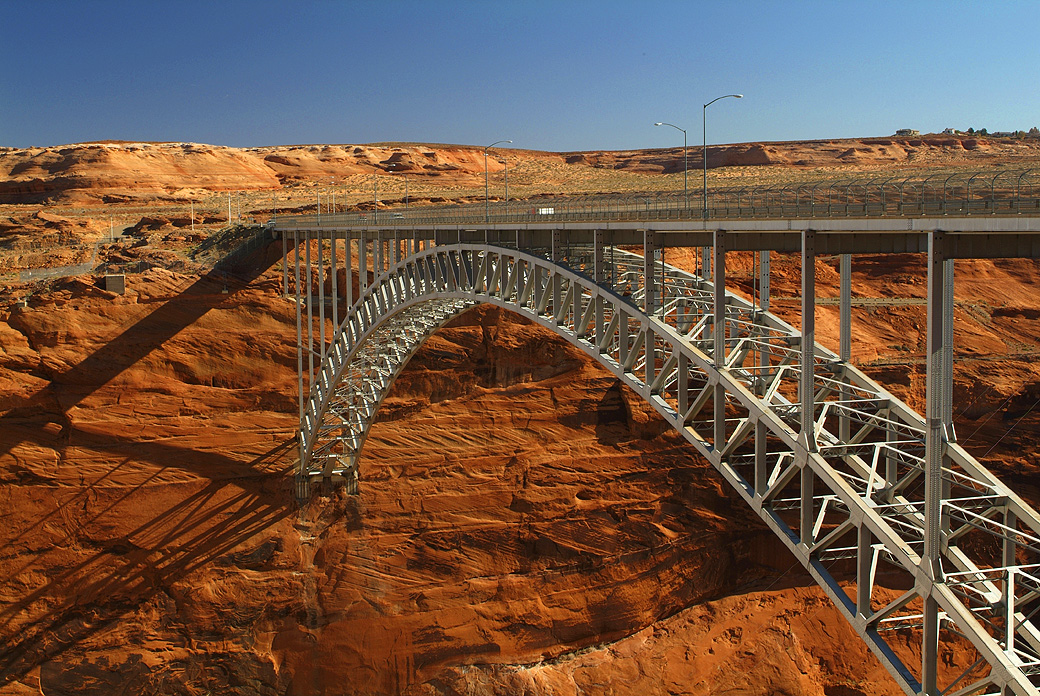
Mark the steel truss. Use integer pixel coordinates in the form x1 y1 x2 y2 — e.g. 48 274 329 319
287 230 1040 696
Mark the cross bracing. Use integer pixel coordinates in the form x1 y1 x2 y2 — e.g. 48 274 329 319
274 212 1040 696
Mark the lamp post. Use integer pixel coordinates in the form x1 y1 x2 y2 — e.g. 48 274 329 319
654 121 687 212
387 163 410 212
484 139 512 222
703 93 742 219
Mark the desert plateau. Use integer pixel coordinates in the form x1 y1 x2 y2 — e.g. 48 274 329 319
4 133 1040 696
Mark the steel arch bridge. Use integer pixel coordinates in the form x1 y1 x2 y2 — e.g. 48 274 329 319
272 174 1040 696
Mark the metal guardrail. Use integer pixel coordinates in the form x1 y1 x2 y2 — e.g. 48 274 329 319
273 168 1040 228
9 224 272 290
17 260 95 282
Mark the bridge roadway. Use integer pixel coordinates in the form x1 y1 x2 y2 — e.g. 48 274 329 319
272 193 1040 696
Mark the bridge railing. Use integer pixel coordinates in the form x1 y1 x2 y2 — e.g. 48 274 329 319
271 168 1040 229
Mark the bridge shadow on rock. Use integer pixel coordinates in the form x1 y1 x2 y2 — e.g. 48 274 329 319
0 238 301 687
0 237 285 473
0 437 297 688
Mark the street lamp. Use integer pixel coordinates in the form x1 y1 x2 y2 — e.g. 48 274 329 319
654 121 687 212
703 93 742 219
386 162 409 211
484 139 512 222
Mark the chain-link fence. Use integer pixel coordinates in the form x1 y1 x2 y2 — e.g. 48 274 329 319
17 260 95 282
274 168 1040 228
6 223 273 302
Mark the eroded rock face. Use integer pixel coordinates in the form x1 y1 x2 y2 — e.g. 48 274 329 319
286 307 779 691
0 259 892 695
3 234 1040 694
3 134 1040 205
0 143 510 204
0 142 282 204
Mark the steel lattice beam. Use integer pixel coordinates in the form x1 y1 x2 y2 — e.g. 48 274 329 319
278 226 1040 696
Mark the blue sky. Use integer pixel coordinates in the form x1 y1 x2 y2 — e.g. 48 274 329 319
2 0 1038 151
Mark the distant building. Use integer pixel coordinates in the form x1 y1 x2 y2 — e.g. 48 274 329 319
895 129 920 137
942 128 957 135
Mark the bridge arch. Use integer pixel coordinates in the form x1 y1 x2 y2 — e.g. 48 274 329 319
298 243 758 491
283 231 1040 696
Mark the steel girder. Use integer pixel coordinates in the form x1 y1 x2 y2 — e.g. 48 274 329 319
297 242 1040 696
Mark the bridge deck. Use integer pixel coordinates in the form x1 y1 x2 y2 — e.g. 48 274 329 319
272 193 1040 696
273 216 1040 259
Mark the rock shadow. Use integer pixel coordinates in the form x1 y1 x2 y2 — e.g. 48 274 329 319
0 437 297 687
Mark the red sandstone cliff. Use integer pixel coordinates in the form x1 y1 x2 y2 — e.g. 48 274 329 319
3 135 1040 204
2 241 1040 693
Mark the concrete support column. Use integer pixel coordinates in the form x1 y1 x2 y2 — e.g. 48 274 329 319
594 230 606 348
799 229 817 549
943 257 956 440
593 230 605 284
884 409 898 494
345 233 354 310
924 229 949 563
643 229 657 315
1004 508 1019 569
658 243 666 315
373 232 382 281
489 247 497 297
759 250 770 311
304 229 314 389
713 228 727 450
619 309 629 367
317 232 326 359
678 351 689 420
645 324 656 389
840 254 852 362
293 230 304 423
800 229 817 445
754 419 767 497
801 464 815 547
552 229 563 318
756 250 772 397
921 229 951 696
839 253 852 442
331 232 339 332
857 523 874 617
713 229 727 364
282 231 288 298
383 235 389 274
358 231 368 292
514 257 526 305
